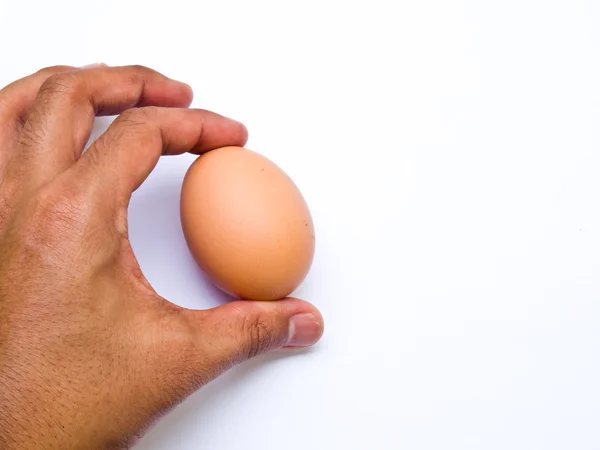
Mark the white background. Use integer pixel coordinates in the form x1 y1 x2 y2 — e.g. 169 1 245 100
1 1 600 449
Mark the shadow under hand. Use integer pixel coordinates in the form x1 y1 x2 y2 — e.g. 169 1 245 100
127 162 232 310
84 116 114 152
135 349 314 450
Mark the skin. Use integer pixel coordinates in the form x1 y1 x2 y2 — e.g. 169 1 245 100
0 64 324 449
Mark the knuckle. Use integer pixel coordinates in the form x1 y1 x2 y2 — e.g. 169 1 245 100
35 65 73 77
119 106 160 123
115 108 145 126
130 64 150 72
242 315 274 359
38 72 82 103
125 65 152 88
111 110 147 137
128 64 152 78
113 107 161 141
119 108 145 125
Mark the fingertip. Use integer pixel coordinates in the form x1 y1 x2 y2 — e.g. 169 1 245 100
180 82 194 107
231 297 324 348
222 117 249 148
281 298 324 348
217 114 249 147
184 111 249 154
167 81 194 108
184 296 323 367
287 313 324 347
237 121 249 146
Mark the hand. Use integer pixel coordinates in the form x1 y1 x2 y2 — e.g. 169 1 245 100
0 65 324 449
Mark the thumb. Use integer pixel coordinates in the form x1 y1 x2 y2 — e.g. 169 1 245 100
185 298 324 369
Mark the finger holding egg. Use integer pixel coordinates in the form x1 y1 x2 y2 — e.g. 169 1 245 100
180 146 315 301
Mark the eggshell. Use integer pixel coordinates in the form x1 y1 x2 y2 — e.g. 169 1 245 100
180 146 315 301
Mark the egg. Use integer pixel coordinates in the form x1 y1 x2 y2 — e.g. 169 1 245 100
180 146 315 301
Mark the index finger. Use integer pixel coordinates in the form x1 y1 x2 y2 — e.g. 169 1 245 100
77 106 248 204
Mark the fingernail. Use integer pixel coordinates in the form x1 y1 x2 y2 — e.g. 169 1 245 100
80 63 107 69
287 313 322 347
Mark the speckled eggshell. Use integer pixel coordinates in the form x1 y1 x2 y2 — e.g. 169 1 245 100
180 146 315 301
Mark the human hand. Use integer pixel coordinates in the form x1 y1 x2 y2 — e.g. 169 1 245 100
0 65 324 449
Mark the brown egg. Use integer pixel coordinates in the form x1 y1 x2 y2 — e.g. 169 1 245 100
180 146 315 301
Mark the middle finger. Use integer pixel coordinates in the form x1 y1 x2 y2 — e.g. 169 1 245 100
7 65 193 192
